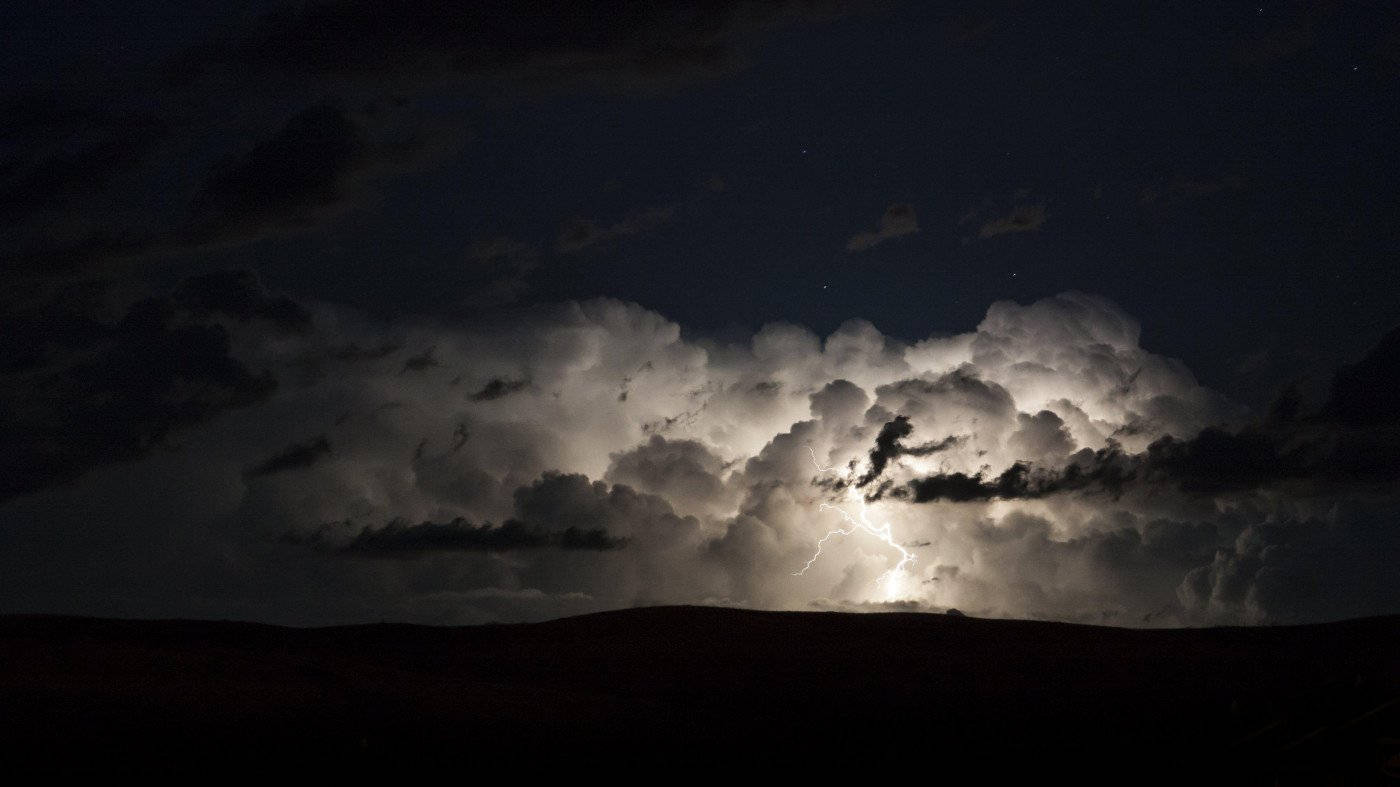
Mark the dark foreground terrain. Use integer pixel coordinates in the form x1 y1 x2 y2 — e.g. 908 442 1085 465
1 607 1397 780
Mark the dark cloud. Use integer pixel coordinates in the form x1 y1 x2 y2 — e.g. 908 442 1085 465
1141 427 1316 496
471 378 530 402
401 347 440 373
174 1 852 93
1139 174 1246 206
894 430 1300 502
0 105 165 227
0 276 286 502
171 270 312 334
556 205 675 253
284 468 697 563
1143 327 1400 492
957 189 1050 242
1321 325 1400 427
185 104 365 246
246 436 332 478
0 93 166 278
1177 505 1400 623
290 517 625 555
856 415 964 487
329 341 402 362
898 442 1136 503
465 237 540 305
3 2 855 289
752 380 783 395
977 203 1046 238
845 202 919 252
3 86 459 290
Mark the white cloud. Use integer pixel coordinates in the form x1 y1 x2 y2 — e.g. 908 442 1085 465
1 290 1388 626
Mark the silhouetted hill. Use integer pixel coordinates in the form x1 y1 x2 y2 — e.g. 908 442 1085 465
2 607 1397 781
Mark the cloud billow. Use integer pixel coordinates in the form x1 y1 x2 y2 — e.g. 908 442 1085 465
2 283 1396 627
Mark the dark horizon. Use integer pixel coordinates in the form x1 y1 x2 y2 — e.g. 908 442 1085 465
4 605 1398 779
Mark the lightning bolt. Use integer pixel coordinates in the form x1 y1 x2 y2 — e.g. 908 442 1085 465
796 446 915 600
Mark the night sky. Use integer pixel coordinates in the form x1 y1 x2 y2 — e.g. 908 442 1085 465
3 1 1399 625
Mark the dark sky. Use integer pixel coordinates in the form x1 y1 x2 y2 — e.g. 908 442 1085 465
3 1 1399 625
8 1 1399 399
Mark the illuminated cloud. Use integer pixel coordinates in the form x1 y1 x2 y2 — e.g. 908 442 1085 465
1 283 1395 627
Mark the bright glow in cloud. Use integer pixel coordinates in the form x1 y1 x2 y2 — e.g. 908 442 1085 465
795 447 915 601
8 290 1382 628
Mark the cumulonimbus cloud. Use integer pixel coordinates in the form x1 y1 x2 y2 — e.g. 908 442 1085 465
2 283 1396 627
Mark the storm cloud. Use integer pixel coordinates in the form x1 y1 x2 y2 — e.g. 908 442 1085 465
246 436 332 479
1 287 1395 627
4 2 854 307
289 517 625 555
0 272 292 502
